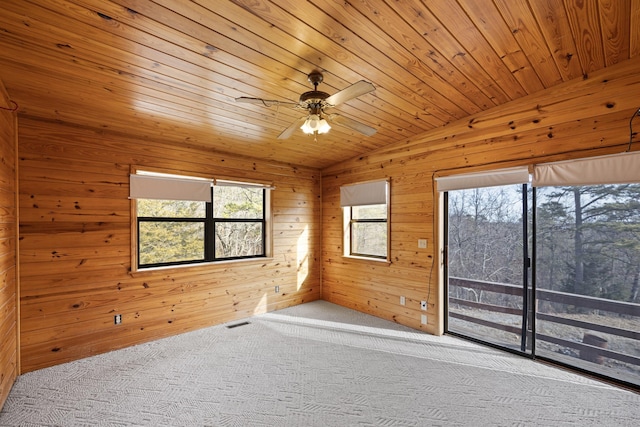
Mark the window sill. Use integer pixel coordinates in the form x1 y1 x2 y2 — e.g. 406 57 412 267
129 256 274 276
342 254 391 265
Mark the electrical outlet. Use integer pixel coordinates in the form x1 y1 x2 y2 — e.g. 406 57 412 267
421 314 427 325
421 301 427 310
400 296 406 306
418 239 427 249
275 285 280 293
114 314 122 325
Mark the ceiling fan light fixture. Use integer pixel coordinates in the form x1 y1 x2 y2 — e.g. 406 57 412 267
239 71 376 139
301 114 331 135
317 118 331 134
301 114 320 134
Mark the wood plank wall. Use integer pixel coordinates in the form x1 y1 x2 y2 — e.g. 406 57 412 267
18 118 321 373
321 56 640 335
0 77 17 409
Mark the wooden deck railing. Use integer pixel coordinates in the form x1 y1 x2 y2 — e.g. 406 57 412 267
448 277 640 366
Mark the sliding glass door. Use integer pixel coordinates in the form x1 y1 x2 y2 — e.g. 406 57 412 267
446 184 532 354
445 178 640 387
535 184 640 386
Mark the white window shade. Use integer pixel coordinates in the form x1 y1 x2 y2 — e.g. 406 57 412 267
436 166 530 192
214 179 275 190
340 180 388 207
129 174 212 202
533 152 640 187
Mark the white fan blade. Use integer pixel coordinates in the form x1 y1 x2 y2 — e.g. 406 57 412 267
277 117 308 139
329 114 377 136
325 80 375 107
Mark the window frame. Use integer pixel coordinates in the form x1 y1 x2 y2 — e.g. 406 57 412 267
137 210 209 268
210 186 267 262
342 180 390 262
131 171 271 271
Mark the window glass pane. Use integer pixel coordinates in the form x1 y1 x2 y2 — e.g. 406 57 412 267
135 180 268 268
446 185 530 353
213 187 264 219
352 204 386 220
139 221 205 265
137 199 206 218
352 222 387 257
447 186 525 283
215 222 264 258
535 183 640 386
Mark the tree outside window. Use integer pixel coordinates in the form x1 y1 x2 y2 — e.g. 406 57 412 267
136 182 267 268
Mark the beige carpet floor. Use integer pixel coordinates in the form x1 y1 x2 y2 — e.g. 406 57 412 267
1 301 638 426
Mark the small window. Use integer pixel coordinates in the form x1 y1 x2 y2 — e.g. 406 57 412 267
350 204 388 258
131 172 270 269
341 180 389 261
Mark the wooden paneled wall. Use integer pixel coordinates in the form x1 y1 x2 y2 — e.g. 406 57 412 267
0 78 17 409
18 118 321 373
321 56 640 334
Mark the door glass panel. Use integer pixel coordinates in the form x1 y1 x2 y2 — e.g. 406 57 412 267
535 184 640 386
447 185 531 353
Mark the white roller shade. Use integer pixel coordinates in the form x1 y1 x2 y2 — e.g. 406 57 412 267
436 166 530 192
130 174 212 201
340 180 388 207
215 179 275 190
533 152 640 187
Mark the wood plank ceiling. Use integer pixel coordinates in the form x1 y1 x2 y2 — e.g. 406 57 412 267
0 0 638 169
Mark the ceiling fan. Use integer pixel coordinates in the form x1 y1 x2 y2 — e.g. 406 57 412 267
235 71 376 139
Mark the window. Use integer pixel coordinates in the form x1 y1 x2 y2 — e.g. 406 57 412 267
131 172 270 269
212 184 265 259
341 180 389 260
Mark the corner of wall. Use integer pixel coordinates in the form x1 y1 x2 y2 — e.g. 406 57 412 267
0 76 18 411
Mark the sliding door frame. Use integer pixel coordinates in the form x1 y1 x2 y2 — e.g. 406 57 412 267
443 185 534 358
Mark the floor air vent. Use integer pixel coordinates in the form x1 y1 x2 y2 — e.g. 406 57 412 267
226 321 250 329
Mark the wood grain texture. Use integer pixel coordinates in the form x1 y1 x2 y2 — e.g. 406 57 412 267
0 0 637 168
0 78 17 410
632 0 640 57
564 0 606 73
528 0 584 82
321 56 640 335
598 0 631 66
17 118 322 373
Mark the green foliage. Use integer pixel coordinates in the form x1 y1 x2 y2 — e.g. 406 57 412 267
137 186 265 266
139 221 205 265
537 184 640 301
138 199 205 218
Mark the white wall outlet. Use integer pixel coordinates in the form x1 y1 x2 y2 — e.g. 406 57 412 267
275 285 280 293
421 314 427 325
421 300 427 310
400 296 406 306
418 239 427 249
114 314 122 325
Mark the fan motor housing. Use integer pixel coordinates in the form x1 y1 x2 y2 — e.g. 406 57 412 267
299 90 330 103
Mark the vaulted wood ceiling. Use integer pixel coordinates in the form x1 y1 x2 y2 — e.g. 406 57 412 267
1 0 638 169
